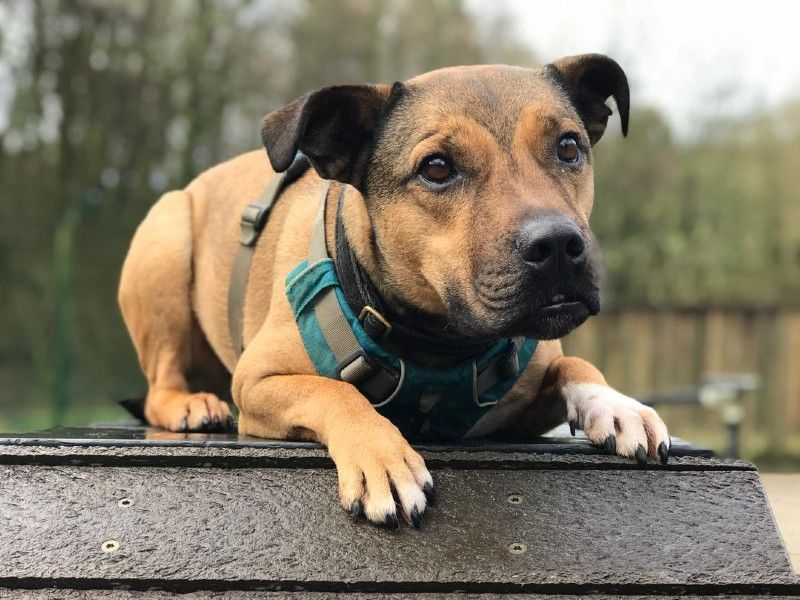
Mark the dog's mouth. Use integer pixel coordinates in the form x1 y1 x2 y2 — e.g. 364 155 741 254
524 296 593 339
447 287 600 341
538 293 586 312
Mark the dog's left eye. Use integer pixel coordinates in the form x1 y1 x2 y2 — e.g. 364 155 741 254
557 135 581 163
417 154 456 186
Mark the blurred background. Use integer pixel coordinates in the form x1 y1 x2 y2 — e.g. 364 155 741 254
0 0 798 468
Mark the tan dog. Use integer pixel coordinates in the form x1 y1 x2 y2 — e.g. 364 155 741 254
119 54 670 528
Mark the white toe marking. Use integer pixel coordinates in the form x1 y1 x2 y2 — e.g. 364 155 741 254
363 495 397 523
395 482 427 514
562 383 669 452
562 383 643 422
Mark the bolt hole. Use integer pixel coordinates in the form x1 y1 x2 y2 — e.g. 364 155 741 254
117 497 133 507
507 493 523 505
101 539 120 553
508 542 527 554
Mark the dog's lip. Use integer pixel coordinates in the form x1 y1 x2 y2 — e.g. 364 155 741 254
536 299 588 314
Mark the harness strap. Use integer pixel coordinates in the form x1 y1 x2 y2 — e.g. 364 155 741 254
228 155 310 357
309 185 404 406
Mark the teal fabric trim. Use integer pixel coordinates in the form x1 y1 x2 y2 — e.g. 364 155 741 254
285 258 538 440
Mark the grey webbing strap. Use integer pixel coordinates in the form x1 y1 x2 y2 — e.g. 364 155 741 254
228 168 300 357
309 184 404 406
308 182 331 263
473 336 525 405
310 185 362 361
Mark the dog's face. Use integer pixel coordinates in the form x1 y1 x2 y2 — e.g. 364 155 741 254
262 54 629 340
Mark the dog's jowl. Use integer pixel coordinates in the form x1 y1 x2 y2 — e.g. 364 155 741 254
119 54 670 528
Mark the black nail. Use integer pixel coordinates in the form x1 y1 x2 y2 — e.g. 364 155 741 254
635 444 648 465
569 421 576 436
200 416 209 428
211 416 220 428
423 482 437 507
658 441 669 465
179 418 188 432
384 512 399 529
604 435 616 455
350 500 363 519
226 416 235 431
410 507 421 529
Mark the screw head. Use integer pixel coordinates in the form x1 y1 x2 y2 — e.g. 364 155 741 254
117 497 133 507
101 539 120 553
507 493 523 505
508 542 527 554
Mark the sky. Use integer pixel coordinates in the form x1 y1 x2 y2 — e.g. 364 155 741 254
477 0 800 136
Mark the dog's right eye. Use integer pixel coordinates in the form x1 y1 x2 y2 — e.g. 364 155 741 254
417 154 456 186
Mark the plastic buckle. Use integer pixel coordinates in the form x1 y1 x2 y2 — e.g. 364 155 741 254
358 305 393 340
336 348 379 385
336 348 402 407
239 203 270 246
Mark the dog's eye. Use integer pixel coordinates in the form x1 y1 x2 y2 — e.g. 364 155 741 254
557 135 581 163
418 154 455 185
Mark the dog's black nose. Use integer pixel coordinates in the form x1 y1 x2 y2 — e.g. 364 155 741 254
516 214 587 271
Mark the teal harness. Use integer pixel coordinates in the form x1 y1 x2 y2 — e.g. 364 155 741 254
228 161 538 441
283 182 538 441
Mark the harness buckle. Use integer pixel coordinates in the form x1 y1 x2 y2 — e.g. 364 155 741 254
336 348 402 406
358 305 393 341
239 203 270 246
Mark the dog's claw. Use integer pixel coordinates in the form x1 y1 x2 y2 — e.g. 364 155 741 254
569 421 576 436
200 416 209 429
635 444 648 464
179 418 188 432
658 441 670 465
423 481 437 507
603 435 616 455
350 500 363 519
226 416 235 431
384 512 399 529
409 507 421 529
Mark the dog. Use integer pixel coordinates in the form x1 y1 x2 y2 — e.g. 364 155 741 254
119 54 670 528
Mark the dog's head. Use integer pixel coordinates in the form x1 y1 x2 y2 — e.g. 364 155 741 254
261 54 628 341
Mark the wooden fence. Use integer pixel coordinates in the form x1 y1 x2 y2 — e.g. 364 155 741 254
561 308 800 436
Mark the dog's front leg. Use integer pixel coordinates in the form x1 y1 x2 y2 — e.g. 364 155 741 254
541 356 671 463
234 371 433 528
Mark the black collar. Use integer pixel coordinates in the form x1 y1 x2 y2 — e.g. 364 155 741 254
333 186 497 362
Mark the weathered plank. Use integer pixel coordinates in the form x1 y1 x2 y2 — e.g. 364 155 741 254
3 592 799 600
0 464 793 591
0 428 796 596
0 426 724 472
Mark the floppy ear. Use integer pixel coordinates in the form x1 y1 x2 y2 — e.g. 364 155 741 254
260 84 394 186
549 54 629 145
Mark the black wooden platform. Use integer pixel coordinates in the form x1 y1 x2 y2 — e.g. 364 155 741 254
0 425 797 598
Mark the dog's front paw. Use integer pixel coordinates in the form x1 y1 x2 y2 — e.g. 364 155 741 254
146 390 234 433
327 418 434 529
562 383 670 464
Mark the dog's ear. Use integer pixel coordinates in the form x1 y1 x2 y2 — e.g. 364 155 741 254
260 84 395 186
549 54 629 145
